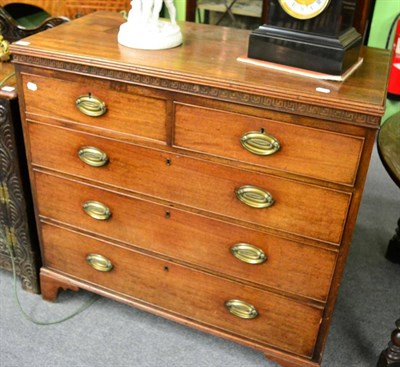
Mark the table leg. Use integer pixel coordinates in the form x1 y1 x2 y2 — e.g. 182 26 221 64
386 218 400 264
378 320 400 367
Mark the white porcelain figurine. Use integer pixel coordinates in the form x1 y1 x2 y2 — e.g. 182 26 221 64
118 0 182 50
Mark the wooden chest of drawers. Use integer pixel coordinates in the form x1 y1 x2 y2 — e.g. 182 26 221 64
10 12 390 366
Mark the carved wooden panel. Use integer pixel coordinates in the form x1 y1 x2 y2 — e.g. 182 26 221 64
0 0 62 16
0 7 68 43
0 0 131 18
0 98 39 293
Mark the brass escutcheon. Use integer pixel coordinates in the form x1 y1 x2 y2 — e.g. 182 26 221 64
86 253 113 272
78 146 109 167
235 185 274 209
230 243 267 265
240 130 280 156
83 200 111 221
224 299 259 319
76 94 107 117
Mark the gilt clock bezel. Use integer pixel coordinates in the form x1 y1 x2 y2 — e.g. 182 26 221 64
277 0 331 20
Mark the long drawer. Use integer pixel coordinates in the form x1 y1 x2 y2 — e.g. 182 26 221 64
35 171 337 301
41 222 323 357
21 73 168 143
174 103 364 186
28 122 351 244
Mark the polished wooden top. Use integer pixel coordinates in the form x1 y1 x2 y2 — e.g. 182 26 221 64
10 11 390 123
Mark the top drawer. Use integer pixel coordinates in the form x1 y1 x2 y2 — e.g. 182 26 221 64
174 103 364 185
21 73 168 143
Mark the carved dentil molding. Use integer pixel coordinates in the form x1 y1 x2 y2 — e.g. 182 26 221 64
12 54 380 126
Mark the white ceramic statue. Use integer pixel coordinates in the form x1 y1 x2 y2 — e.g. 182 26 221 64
118 0 182 50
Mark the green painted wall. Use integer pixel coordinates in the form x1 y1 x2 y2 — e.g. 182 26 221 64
368 0 400 121
175 0 187 21
368 0 400 48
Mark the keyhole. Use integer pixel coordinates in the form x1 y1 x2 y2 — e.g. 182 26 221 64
259 128 265 134
166 158 171 166
165 211 171 218
164 266 169 272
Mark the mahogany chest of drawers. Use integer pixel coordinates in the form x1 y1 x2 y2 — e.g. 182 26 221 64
10 12 390 366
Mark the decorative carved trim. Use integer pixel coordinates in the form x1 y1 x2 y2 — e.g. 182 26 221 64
0 99 39 293
0 7 69 44
11 54 381 126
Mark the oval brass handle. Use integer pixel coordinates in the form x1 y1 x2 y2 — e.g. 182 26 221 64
235 185 274 209
240 130 280 156
83 200 111 220
224 299 259 319
78 146 109 167
76 94 107 117
230 243 267 265
86 253 113 272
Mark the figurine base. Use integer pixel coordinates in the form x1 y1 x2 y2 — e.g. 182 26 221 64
118 20 182 50
248 26 362 76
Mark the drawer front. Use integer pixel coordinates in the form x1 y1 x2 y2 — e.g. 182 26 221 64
41 223 323 357
21 73 168 143
174 104 364 185
29 122 351 244
35 172 337 301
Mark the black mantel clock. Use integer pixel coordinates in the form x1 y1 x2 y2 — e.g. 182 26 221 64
247 0 363 75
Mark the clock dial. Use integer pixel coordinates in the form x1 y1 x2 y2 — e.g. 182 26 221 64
278 0 331 20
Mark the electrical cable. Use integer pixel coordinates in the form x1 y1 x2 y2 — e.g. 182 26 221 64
385 12 400 49
5 243 99 325
0 71 15 86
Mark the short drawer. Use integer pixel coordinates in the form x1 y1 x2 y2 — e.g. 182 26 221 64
35 172 337 301
29 122 351 244
174 103 364 185
41 223 323 357
21 73 168 143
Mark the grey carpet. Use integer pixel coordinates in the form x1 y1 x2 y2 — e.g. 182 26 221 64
0 145 399 367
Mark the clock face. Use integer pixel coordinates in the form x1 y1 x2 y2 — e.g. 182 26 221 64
278 0 331 20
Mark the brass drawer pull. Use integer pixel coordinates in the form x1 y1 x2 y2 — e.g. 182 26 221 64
83 200 111 220
240 130 280 156
225 299 259 319
86 253 113 272
230 243 267 264
78 146 109 167
235 185 274 208
76 94 107 117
